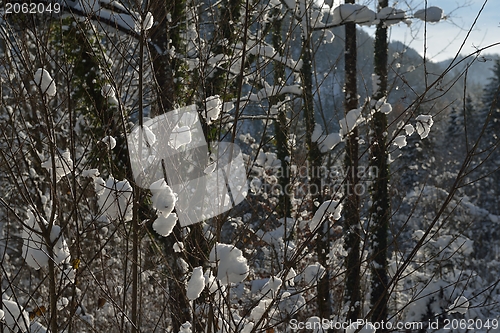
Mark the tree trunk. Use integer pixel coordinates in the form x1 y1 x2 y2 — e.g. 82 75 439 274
343 11 362 321
271 9 292 219
149 1 192 332
370 0 390 329
300 13 330 320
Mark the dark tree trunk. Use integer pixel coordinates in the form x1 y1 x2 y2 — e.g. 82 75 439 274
300 20 330 320
271 9 292 219
343 12 362 321
149 1 192 332
149 0 186 114
370 0 390 329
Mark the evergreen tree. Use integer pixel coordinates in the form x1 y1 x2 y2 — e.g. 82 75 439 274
481 60 500 141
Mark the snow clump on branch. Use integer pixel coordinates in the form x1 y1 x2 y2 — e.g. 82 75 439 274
41 150 73 183
414 6 444 23
415 115 434 139
186 266 205 300
22 210 71 270
331 4 376 25
96 177 134 222
203 95 222 124
209 243 249 285
33 68 56 97
150 179 178 237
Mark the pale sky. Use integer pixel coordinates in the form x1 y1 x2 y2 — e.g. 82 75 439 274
363 0 500 62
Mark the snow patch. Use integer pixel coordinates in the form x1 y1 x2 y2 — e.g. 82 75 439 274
319 132 342 152
22 211 70 270
377 7 408 26
101 135 117 149
332 4 376 25
174 241 184 252
404 124 415 136
295 263 326 285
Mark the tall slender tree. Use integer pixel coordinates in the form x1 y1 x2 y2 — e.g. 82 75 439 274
343 0 362 322
369 0 390 328
271 7 292 219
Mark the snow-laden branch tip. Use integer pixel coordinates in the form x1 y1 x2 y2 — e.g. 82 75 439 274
309 200 342 231
203 95 222 125
244 40 304 70
71 0 154 33
331 4 376 26
377 7 410 27
209 243 249 285
415 115 434 139
258 276 283 298
101 135 117 149
33 68 56 97
152 212 178 237
404 124 415 136
414 6 444 23
312 124 343 153
372 98 392 114
393 135 407 148
101 83 119 105
249 83 303 102
270 96 291 115
22 211 71 270
339 108 364 137
150 179 177 217
186 266 205 300
447 296 469 314
41 150 73 183
313 5 413 30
